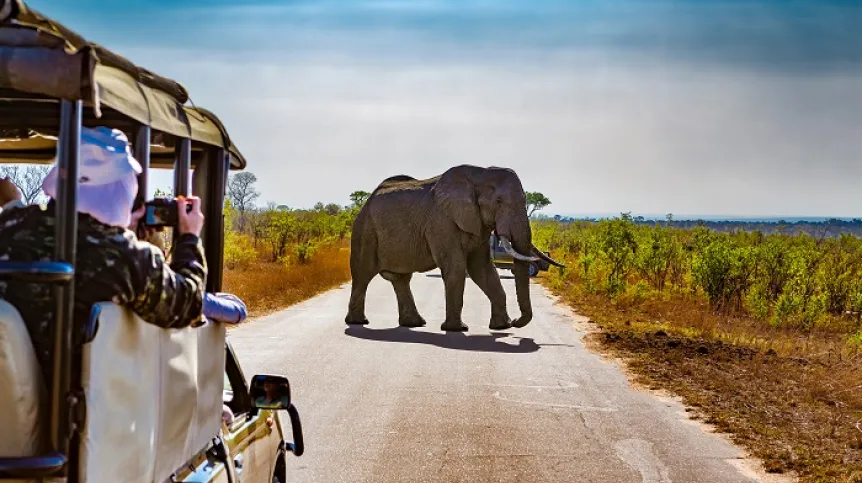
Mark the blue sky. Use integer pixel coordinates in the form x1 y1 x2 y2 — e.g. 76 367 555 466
29 0 862 217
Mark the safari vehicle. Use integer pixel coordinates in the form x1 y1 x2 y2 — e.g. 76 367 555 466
0 2 302 482
490 233 551 277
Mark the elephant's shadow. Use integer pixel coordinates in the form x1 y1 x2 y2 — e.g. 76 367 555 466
344 325 540 353
424 273 516 280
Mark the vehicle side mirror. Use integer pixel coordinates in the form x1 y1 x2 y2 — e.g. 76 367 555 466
249 374 291 410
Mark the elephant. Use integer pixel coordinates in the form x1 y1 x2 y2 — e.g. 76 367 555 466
344 165 564 332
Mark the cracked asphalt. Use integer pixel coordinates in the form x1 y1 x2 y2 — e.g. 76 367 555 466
228 271 773 482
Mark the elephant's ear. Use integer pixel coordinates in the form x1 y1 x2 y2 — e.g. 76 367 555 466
432 166 483 237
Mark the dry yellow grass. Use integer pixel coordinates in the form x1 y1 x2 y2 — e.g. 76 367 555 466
223 242 351 317
544 278 862 483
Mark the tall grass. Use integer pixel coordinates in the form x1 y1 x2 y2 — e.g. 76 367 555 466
223 242 351 316
534 215 862 346
534 216 862 481
220 202 356 317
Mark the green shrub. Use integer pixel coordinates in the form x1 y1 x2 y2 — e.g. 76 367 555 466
224 231 256 270
597 214 638 296
530 216 862 340
692 237 756 312
295 241 317 264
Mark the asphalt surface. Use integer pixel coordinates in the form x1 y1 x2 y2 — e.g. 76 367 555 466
228 271 775 483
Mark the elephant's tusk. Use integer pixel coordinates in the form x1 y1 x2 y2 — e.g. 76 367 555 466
499 236 540 263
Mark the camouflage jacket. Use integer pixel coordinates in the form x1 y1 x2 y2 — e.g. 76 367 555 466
0 201 207 382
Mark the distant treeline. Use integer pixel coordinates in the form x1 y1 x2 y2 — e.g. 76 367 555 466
537 214 862 238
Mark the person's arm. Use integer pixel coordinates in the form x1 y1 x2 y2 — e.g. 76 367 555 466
1 199 24 212
0 177 24 214
0 177 22 206
118 233 208 329
203 292 248 323
114 197 208 329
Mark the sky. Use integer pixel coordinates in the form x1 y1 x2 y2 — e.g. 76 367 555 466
29 0 862 218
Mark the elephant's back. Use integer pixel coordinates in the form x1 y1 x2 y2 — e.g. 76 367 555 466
367 173 436 229
368 178 434 215
365 176 436 270
371 175 437 197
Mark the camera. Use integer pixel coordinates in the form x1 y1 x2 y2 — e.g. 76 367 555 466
143 197 192 227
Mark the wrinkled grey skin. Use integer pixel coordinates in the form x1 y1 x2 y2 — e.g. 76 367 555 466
345 165 562 332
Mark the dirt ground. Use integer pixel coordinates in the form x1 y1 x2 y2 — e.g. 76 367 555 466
549 285 862 483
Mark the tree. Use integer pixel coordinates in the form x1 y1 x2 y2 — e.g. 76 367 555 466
227 172 260 231
525 191 551 217
324 203 342 216
263 209 296 262
350 190 370 207
0 165 51 204
227 172 260 214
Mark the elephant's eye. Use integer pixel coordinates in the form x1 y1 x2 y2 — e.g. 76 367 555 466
496 197 503 205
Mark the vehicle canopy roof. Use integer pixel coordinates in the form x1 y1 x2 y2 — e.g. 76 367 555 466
0 0 247 169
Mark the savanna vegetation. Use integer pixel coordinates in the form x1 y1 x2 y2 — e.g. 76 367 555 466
221 172 358 316
533 214 862 482
7 161 861 479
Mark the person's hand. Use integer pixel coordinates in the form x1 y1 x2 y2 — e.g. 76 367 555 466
0 177 23 206
128 204 166 246
177 196 204 237
128 204 145 231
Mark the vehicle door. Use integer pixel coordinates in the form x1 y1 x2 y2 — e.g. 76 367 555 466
490 234 513 267
172 439 233 483
223 348 282 483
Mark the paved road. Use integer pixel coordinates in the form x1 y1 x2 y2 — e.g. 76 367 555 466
229 271 775 483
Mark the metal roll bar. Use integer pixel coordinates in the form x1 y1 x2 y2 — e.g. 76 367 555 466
0 99 82 479
204 149 228 292
135 125 151 204
175 137 191 197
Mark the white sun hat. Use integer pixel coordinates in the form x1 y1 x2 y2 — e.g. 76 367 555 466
42 126 143 228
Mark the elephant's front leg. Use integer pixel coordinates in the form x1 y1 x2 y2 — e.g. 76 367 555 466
440 266 469 332
466 249 511 330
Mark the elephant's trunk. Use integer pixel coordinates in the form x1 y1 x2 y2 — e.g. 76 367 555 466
531 244 566 268
502 234 534 328
511 259 533 328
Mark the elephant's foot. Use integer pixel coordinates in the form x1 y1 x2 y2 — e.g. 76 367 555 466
441 319 469 332
399 314 427 328
489 314 512 331
345 314 370 325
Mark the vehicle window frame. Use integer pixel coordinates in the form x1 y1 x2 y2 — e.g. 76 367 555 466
224 341 253 416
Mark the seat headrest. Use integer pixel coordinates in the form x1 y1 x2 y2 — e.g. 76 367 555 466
0 300 45 458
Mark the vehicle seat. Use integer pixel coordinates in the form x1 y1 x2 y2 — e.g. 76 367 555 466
79 302 225 483
78 303 160 483
0 300 45 459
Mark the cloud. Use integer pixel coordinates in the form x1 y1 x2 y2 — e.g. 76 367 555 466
31 0 862 216
128 44 862 216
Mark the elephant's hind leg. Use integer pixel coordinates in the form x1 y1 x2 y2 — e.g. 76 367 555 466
346 208 378 325
346 273 373 325
346 243 376 325
381 271 426 328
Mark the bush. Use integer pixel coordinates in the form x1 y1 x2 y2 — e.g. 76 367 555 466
597 214 638 296
692 237 756 312
535 215 862 341
295 241 317 264
224 231 256 270
635 225 682 292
